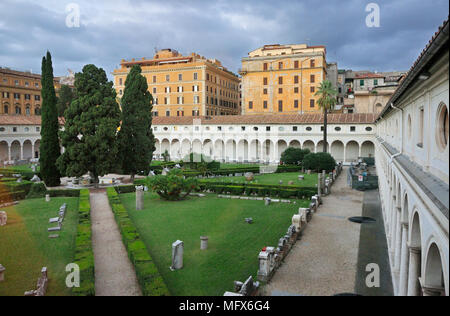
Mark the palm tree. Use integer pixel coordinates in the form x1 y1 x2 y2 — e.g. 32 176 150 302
315 80 338 153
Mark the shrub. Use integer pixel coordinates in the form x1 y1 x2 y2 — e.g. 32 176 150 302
72 189 95 296
146 169 198 201
303 152 336 172
26 183 47 199
280 147 311 165
106 187 170 296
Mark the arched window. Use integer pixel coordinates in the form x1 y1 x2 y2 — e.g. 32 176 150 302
15 106 21 115
26 105 31 116
437 102 449 151
35 107 41 115
3 104 8 114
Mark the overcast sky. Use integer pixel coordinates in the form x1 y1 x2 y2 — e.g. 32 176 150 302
0 0 448 79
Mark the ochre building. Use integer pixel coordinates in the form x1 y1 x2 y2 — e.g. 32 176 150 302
113 49 240 117
240 44 327 115
0 67 73 117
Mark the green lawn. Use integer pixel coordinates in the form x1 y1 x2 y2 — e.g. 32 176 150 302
0 197 79 296
2 164 39 173
219 163 262 169
119 192 309 296
201 171 318 187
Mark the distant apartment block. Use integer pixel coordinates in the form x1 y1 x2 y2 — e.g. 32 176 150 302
239 44 327 115
113 49 240 117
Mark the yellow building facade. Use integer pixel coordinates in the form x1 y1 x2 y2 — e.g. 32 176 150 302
113 49 240 117
240 44 327 115
0 67 72 116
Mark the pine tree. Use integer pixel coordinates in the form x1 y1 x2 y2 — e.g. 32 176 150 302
118 65 155 182
57 64 121 186
40 51 61 186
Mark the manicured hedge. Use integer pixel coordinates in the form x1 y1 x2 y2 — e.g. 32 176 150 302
0 180 33 202
115 185 137 194
72 189 95 296
26 183 81 199
0 168 38 181
106 187 170 296
198 183 317 199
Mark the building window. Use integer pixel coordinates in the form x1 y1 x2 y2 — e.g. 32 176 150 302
263 101 268 109
13 127 17 132
374 79 378 86
278 100 283 112
294 60 299 69
310 99 315 108
119 78 123 85
14 80 19 86
249 101 253 109
3 105 8 114
26 106 30 115
153 111 159 117
0 127 4 132
166 75 170 82
153 76 156 83
350 126 356 132
178 74 183 81
2 92 9 98
310 75 315 83
263 88 268 95
418 107 424 147
166 111 170 117
194 73 198 80
310 59 315 68
278 88 283 94
119 90 123 95
177 86 183 93
437 103 449 151
14 93 20 100
365 127 373 132
194 96 199 104
294 100 299 108
294 87 299 93
36 127 40 132
278 62 283 69
35 107 41 115
335 127 341 132
263 63 268 71
35 95 40 101
263 77 268 85
306 127 312 131
15 106 21 114
360 80 364 86
293 126 298 132
278 77 283 85
310 86 315 93
294 76 299 84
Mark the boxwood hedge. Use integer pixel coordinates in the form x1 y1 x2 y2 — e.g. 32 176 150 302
106 187 170 296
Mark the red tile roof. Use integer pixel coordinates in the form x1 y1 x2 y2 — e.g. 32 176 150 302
0 115 65 125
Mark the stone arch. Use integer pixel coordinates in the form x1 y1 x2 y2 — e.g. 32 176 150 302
0 141 8 162
34 140 40 158
237 139 249 162
289 140 301 148
330 140 344 162
316 140 330 153
161 139 170 157
203 139 213 158
154 139 161 156
23 140 33 160
214 139 225 161
408 211 422 296
192 139 202 155
277 140 287 160
423 242 447 296
262 140 274 162
171 139 180 160
225 139 236 162
361 140 375 158
181 139 191 160
249 139 261 161
10 140 21 160
345 141 359 162
302 140 315 153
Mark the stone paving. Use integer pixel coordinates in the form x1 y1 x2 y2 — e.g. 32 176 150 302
262 168 365 296
90 189 142 296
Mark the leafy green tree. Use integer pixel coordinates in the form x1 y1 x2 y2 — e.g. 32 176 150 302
146 169 198 201
57 64 121 186
56 84 75 117
40 51 61 186
280 147 311 165
117 65 155 183
303 152 336 172
315 80 337 153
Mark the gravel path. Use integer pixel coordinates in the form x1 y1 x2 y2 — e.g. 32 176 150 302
263 168 364 296
90 190 142 296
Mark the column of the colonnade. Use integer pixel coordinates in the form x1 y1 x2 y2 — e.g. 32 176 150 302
398 222 410 296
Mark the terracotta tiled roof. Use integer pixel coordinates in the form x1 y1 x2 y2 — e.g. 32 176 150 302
152 113 376 125
355 73 385 79
0 115 65 125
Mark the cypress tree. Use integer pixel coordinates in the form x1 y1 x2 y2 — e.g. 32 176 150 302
57 64 121 186
40 51 61 186
118 65 155 182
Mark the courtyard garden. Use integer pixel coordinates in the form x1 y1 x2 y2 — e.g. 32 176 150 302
116 191 310 296
0 196 79 296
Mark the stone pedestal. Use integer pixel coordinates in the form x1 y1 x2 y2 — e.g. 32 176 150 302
200 236 209 250
265 198 271 206
292 214 302 232
0 264 5 282
0 211 7 226
45 194 50 202
170 240 184 271
135 186 144 211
